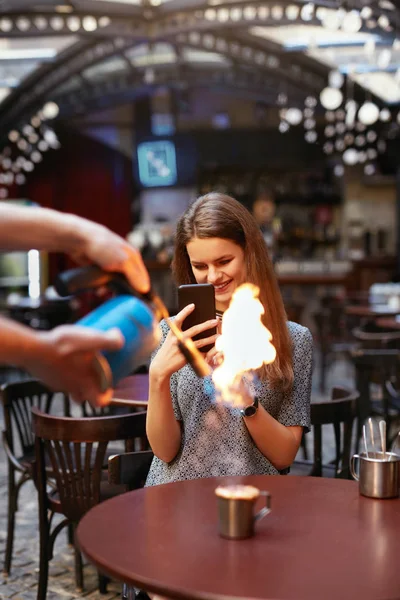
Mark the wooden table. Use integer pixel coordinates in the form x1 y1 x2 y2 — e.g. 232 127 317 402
111 374 149 408
76 475 400 600
345 304 400 319
376 316 400 330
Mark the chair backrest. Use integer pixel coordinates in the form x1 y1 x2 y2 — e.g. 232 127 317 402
351 348 400 423
32 408 147 522
1 380 67 458
80 402 113 417
108 451 154 491
310 386 359 478
351 327 400 349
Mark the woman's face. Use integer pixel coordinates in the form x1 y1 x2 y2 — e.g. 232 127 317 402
186 237 247 311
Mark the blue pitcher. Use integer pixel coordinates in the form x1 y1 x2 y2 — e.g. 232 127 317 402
55 266 161 389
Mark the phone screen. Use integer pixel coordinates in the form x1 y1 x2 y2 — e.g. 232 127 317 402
178 284 217 353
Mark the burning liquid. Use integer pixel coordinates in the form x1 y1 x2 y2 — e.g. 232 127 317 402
212 283 276 406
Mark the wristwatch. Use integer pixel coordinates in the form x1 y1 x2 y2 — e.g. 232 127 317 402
240 396 259 418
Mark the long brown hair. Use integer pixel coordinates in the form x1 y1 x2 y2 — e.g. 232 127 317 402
172 192 293 392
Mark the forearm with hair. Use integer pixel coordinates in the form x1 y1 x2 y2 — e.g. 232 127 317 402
0 316 44 370
0 205 90 254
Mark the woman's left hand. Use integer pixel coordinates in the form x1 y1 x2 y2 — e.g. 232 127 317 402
205 318 223 367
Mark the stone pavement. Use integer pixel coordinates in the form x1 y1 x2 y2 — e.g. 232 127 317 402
0 351 354 600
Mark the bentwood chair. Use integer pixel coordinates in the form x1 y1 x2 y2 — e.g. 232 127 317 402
1 380 69 575
32 409 148 600
293 387 359 479
351 348 400 452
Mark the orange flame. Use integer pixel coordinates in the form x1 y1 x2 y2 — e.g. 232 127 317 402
212 283 276 406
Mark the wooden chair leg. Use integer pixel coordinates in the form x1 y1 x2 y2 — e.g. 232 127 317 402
300 431 308 460
67 523 74 546
98 572 109 594
4 467 17 575
74 543 84 591
37 516 50 600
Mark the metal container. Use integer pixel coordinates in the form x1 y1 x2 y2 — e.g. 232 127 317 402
215 485 271 539
350 452 400 499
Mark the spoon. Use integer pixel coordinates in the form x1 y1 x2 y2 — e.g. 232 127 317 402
362 424 369 458
368 418 376 457
379 420 386 459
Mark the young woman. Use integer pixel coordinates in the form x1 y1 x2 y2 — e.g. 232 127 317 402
146 192 313 484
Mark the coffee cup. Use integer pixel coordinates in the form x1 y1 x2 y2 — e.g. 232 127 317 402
215 484 271 539
350 452 400 499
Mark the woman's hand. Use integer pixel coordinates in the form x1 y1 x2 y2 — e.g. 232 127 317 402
205 316 223 368
150 304 219 379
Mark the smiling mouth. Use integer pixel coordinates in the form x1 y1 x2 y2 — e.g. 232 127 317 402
214 280 232 293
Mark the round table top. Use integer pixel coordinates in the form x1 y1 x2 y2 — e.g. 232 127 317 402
76 475 400 600
345 304 400 318
111 374 149 407
376 317 400 330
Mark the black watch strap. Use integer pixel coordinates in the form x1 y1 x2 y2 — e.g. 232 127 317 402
240 396 259 418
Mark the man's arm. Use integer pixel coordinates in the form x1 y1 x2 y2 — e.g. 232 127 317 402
0 204 150 293
0 316 124 406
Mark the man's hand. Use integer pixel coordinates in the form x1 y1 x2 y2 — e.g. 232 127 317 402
25 326 125 406
70 219 150 294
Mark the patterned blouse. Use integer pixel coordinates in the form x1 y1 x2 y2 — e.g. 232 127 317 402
145 320 313 486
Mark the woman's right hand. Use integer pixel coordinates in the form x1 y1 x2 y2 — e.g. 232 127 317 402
150 304 219 379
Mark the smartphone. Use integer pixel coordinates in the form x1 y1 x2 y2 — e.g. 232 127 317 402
178 283 217 354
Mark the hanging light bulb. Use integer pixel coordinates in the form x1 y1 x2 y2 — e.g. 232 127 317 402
8 130 19 142
363 38 376 58
329 70 344 89
334 164 345 177
355 135 366 147
358 151 367 163
336 122 346 134
361 7 373 19
15 173 26 185
325 111 336 122
279 121 290 133
342 10 362 33
300 3 314 21
358 102 380 125
305 96 317 108
378 14 390 30
325 125 336 137
305 130 317 143
377 48 392 69
42 102 59 120
343 148 359 165
345 100 358 128
285 108 303 125
364 164 376 176
335 139 345 151
320 87 343 110
380 108 391 122
321 9 341 30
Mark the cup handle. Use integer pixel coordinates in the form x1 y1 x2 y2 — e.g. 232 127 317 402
254 491 271 523
350 454 360 481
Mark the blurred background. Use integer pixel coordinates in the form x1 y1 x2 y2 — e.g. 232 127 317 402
0 0 399 322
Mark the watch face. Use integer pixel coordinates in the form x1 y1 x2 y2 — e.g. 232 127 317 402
243 405 257 417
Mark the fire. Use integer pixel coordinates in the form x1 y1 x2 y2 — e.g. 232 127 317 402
212 283 276 406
